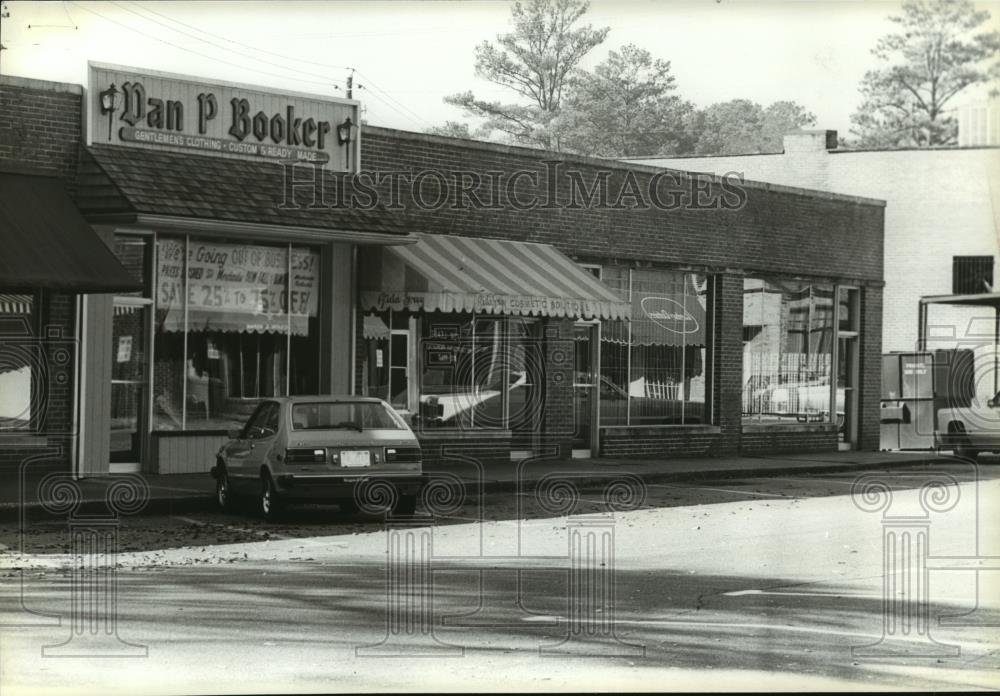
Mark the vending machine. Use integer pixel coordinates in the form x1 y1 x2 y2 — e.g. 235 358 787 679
879 352 936 450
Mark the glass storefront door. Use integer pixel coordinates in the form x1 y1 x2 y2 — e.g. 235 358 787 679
838 335 859 450
572 323 600 457
110 297 151 466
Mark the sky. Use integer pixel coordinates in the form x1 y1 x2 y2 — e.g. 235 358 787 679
2 0 998 139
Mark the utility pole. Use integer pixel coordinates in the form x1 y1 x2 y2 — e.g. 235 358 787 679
1 2 10 54
346 68 354 100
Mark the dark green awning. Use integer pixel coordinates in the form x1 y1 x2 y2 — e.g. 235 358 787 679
0 171 141 293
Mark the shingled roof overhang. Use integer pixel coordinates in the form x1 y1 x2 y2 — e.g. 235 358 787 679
77 145 415 245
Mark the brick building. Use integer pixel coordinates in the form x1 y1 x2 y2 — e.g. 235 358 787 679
0 75 139 476
0 66 886 478
624 130 1000 354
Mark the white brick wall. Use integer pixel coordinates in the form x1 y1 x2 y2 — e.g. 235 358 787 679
625 147 1000 352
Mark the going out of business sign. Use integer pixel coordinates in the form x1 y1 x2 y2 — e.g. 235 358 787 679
87 62 360 171
157 239 319 318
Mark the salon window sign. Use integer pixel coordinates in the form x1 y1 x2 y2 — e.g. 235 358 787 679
639 296 700 334
88 63 360 171
157 238 320 317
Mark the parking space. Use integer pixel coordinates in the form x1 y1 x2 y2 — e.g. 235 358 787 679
2 463 997 556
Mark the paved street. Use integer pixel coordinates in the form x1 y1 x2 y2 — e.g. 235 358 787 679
1 464 998 692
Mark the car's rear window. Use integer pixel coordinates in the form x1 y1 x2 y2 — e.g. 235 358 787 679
290 402 404 430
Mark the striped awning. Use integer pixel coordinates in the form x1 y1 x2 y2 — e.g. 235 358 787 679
0 294 31 315
363 314 391 340
358 234 630 320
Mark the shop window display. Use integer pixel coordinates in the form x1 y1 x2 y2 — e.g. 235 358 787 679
418 314 505 429
363 311 524 430
599 268 710 426
152 237 321 431
0 293 35 431
742 279 835 422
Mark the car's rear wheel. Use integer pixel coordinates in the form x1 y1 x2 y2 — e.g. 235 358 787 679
260 471 283 520
956 443 979 462
393 494 417 518
216 464 234 512
949 423 979 462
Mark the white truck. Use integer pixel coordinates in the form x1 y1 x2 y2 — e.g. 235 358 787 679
934 343 1000 460
919 292 1000 461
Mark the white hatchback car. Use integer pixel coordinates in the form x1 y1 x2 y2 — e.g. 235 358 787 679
212 396 425 519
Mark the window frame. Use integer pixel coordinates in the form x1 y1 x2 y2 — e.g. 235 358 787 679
0 290 41 434
952 255 995 295
151 234 323 432
741 277 837 426
597 266 715 428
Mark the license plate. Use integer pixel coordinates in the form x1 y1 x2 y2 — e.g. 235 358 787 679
341 450 370 468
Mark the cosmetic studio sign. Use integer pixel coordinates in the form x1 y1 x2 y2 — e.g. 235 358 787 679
87 63 360 171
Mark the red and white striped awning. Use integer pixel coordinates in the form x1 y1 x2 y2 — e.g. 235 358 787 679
358 233 630 320
0 294 31 315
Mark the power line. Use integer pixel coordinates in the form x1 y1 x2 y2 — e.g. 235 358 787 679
67 1 340 92
118 0 351 73
108 1 340 87
68 2 434 129
90 2 431 127
356 69 433 128
355 83 433 129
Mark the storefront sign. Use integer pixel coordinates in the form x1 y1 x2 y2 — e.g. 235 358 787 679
119 126 329 163
362 291 606 317
157 239 319 324
88 63 359 171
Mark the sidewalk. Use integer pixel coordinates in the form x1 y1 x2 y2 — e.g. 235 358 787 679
0 449 964 521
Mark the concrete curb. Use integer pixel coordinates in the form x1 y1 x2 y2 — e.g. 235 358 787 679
0 454 959 523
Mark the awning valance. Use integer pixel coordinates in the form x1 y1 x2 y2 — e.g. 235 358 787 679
363 314 391 340
158 309 309 336
0 294 32 315
358 233 630 320
0 171 141 293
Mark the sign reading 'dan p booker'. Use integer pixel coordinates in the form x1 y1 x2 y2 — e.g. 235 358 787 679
87 63 360 171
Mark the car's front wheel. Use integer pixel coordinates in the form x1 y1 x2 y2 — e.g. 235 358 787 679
260 471 283 520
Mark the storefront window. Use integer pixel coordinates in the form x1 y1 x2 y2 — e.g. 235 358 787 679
363 310 524 430
599 268 629 426
153 237 321 430
742 278 835 423
506 318 544 433
0 293 35 431
416 313 504 430
600 268 710 426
